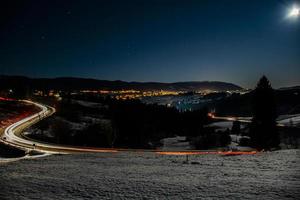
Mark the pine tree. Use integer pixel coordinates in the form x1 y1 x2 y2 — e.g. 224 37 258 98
250 76 279 150
231 121 241 135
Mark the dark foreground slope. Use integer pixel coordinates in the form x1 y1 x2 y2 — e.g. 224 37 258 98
0 150 299 200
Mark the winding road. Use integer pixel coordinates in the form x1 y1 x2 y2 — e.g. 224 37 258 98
0 100 119 154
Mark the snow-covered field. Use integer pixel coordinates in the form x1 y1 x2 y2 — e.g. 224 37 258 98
72 100 103 108
209 121 246 131
0 150 299 199
278 115 300 127
160 136 193 150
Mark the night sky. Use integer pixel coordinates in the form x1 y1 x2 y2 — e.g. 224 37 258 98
1 0 299 88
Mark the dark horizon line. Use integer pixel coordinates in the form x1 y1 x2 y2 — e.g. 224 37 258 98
0 73 242 86
1 74 299 90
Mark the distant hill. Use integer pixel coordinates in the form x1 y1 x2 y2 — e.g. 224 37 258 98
0 75 242 92
207 86 300 116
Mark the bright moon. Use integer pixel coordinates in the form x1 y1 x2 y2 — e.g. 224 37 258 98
288 7 300 18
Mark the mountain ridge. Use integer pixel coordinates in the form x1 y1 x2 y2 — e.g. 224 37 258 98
0 75 243 92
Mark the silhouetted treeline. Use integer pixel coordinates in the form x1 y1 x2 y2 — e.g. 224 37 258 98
278 126 299 149
250 76 279 150
0 142 25 158
107 99 210 148
192 128 231 149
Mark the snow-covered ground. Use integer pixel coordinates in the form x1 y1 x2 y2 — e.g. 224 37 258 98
209 121 233 131
0 154 50 163
160 136 193 150
210 114 300 128
278 115 300 127
0 150 299 199
208 121 246 131
72 100 103 108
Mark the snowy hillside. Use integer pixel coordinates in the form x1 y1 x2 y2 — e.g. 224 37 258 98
0 150 299 199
